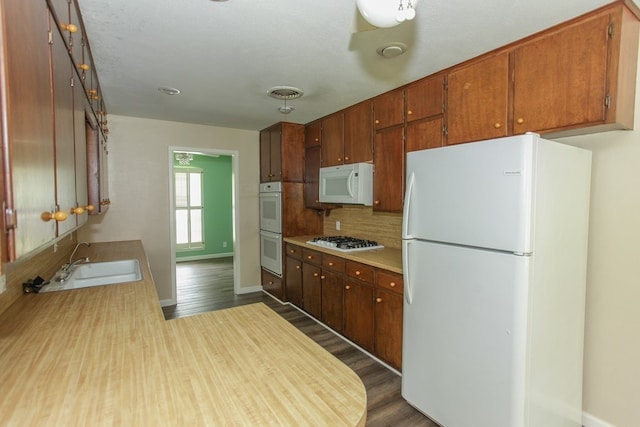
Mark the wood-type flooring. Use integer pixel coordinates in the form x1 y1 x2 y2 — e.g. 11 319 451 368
162 258 437 427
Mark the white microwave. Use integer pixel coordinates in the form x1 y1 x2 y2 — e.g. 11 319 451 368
319 162 374 206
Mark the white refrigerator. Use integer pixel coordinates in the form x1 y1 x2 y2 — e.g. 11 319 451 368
401 134 592 427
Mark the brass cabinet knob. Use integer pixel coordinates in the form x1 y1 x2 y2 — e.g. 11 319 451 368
41 211 67 222
61 23 78 33
344 156 350 161
355 270 361 276
375 119 380 124
296 265 301 269
307 255 313 260
516 117 524 124
407 110 413 115
315 138 319 142
77 63 90 71
320 275 326 280
268 281 274 285
69 206 85 215
289 249 295 253
85 205 95 212
376 297 383 303
328 262 334 266
313 272 319 277
389 281 396 287
345 285 351 290
494 122 502 129
374 200 380 205
337 157 342 162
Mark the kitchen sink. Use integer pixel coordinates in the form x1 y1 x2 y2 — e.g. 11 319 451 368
41 259 143 292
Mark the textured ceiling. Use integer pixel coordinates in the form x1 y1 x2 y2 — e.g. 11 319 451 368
78 0 613 131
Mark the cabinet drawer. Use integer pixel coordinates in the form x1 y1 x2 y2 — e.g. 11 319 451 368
261 268 283 300
322 254 345 273
376 270 403 294
285 243 302 259
302 248 322 266
345 261 375 283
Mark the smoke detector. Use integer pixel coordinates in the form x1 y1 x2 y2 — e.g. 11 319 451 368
267 86 303 114
376 42 408 58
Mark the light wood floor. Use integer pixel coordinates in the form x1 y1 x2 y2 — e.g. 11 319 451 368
162 259 437 427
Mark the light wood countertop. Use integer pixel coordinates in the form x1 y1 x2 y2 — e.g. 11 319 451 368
0 241 366 426
284 235 403 274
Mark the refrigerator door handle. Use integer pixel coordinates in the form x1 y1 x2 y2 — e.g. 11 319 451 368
403 240 413 305
402 172 415 239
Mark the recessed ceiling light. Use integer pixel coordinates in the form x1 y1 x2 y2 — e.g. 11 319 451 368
158 87 181 95
376 42 408 58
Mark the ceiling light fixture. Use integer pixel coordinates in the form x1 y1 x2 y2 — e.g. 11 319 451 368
356 0 420 28
158 86 181 95
267 86 303 115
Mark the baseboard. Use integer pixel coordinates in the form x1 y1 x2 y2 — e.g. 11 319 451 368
236 285 262 294
176 252 234 262
583 411 617 427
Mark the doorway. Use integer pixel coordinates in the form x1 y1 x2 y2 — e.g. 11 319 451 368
167 147 240 309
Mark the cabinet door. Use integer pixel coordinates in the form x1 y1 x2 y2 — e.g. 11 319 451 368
406 117 444 152
513 12 610 134
304 146 322 209
302 263 322 319
285 256 303 307
374 288 403 369
321 270 344 333
447 52 509 145
279 123 304 182
405 75 444 122
373 89 404 130
269 126 282 181
51 20 77 236
3 0 57 259
343 101 373 164
262 268 283 300
259 130 272 182
73 78 89 224
320 112 344 167
305 120 321 148
373 126 404 212
343 279 375 351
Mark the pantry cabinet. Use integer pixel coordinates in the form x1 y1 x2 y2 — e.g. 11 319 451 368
447 52 510 145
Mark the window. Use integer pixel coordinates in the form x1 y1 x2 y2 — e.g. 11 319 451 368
175 168 204 249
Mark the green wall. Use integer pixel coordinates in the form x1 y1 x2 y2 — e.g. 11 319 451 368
174 153 233 259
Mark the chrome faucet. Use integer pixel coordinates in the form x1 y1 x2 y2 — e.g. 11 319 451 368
69 241 91 265
56 242 92 281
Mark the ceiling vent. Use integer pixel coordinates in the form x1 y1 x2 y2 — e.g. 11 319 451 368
266 86 304 100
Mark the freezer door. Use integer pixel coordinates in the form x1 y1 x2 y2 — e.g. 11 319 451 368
402 240 529 427
403 134 535 253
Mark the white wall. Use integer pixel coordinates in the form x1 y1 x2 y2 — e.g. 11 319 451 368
557 52 640 427
78 115 260 302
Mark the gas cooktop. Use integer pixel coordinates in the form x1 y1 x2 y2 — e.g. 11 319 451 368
306 236 384 252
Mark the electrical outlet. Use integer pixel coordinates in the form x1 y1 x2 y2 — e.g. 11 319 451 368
222 241 227 248
336 221 341 231
0 274 6 294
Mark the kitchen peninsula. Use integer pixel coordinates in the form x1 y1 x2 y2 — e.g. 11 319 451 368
0 241 367 426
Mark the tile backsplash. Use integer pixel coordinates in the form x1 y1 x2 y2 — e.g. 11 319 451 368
322 206 402 249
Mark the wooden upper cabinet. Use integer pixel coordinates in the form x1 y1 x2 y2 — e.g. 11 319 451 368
320 112 344 167
513 5 638 135
406 117 444 152
305 120 321 148
343 101 373 164
405 75 444 122
447 52 510 145
260 122 304 182
373 126 404 213
373 89 404 130
304 146 322 209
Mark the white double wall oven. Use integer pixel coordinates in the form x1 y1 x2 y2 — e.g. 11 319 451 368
259 182 282 276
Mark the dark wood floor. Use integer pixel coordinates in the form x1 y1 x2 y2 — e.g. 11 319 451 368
162 259 437 427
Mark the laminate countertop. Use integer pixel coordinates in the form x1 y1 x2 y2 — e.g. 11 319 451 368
284 236 403 274
0 241 366 426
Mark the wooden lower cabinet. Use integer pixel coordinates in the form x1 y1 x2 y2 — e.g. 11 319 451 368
320 270 343 333
343 278 375 351
261 268 283 300
286 243 403 370
374 289 403 369
284 256 302 307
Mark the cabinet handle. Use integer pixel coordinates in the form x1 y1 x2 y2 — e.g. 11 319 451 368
315 138 319 142
315 199 319 203
375 119 380 124
328 262 334 266
516 118 524 124
61 23 78 33
41 211 67 222
344 156 350 161
85 205 95 212
268 281 274 285
307 255 313 260
296 265 301 269
87 89 97 95
494 122 502 129
313 272 319 277
320 275 326 280
389 281 396 287
407 110 413 115
77 63 90 71
376 297 383 303
345 285 351 290
69 206 85 215
289 249 295 253
355 270 361 276
374 200 380 205
337 157 342 162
